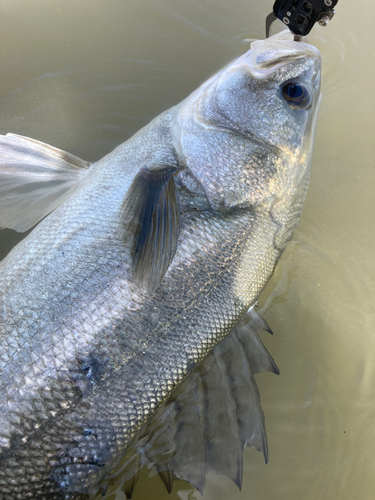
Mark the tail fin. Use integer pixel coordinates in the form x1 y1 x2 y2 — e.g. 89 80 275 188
0 133 91 232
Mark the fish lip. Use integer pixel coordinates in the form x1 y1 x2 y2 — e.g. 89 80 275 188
241 32 321 80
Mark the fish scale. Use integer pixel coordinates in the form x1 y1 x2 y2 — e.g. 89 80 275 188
0 31 321 498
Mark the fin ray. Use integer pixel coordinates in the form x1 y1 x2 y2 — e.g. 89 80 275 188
157 467 174 494
236 309 280 375
122 166 180 291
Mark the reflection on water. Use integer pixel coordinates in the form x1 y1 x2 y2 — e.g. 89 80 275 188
0 1 374 499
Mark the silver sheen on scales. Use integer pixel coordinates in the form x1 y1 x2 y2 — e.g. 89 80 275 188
0 31 321 499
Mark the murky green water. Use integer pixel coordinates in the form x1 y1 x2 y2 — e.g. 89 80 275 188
0 1 374 499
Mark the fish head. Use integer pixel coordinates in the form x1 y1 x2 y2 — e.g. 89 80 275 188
173 31 321 213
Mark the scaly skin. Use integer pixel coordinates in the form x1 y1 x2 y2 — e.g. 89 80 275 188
0 33 321 498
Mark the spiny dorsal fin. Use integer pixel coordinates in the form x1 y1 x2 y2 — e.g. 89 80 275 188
135 307 277 493
157 467 174 494
237 308 280 375
0 133 91 232
245 305 274 335
121 465 140 500
122 166 180 292
90 307 278 497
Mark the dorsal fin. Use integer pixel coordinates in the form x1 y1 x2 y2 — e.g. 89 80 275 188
0 133 91 232
90 307 278 497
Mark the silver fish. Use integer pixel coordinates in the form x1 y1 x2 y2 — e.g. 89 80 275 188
0 31 321 499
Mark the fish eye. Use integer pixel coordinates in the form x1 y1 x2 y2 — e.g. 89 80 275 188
281 82 312 110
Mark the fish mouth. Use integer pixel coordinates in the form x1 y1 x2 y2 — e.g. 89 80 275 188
242 30 321 79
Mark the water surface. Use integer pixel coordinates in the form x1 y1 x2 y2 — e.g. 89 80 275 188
0 1 374 499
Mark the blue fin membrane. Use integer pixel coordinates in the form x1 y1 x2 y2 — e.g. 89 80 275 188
122 166 180 292
0 133 91 232
88 307 278 499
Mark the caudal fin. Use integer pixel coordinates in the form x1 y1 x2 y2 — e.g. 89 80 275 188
0 133 91 232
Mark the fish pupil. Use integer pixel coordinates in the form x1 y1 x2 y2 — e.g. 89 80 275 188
286 84 303 99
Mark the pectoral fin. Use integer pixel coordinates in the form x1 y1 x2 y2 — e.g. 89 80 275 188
122 166 180 292
0 133 91 232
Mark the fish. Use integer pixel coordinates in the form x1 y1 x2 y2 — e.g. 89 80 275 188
0 30 321 499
